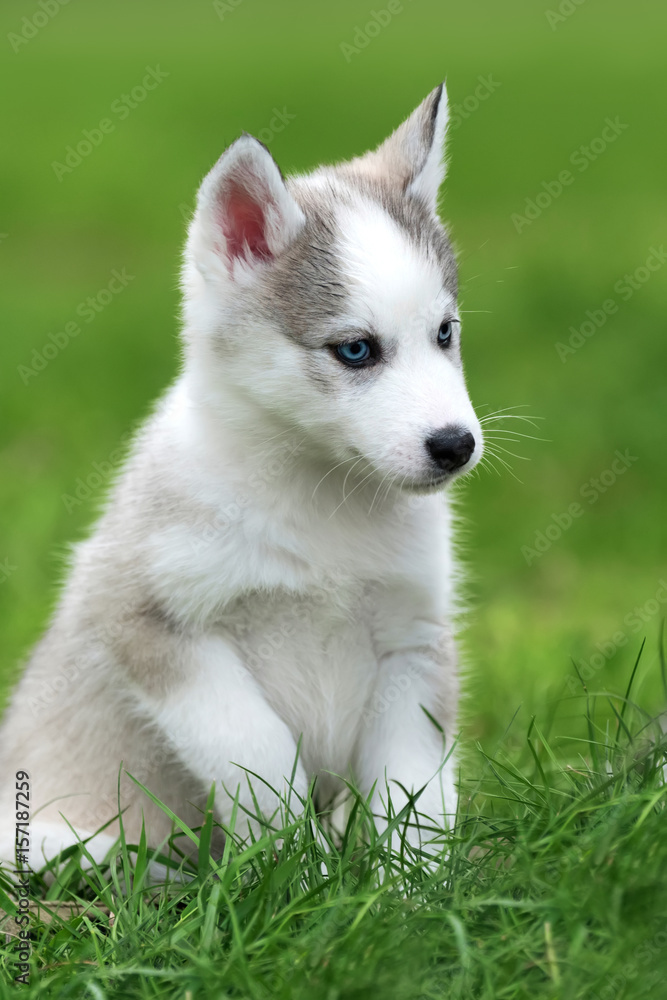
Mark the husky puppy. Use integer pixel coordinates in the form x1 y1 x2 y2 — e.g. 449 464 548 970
0 84 482 870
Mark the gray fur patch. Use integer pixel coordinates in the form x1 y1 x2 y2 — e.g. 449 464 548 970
331 168 458 296
262 172 456 348
263 183 349 350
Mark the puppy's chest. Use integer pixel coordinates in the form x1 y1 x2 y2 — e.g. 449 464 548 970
219 582 378 771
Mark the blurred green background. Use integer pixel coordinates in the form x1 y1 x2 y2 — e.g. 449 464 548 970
1 0 665 741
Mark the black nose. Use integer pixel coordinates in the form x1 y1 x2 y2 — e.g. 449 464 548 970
426 427 475 473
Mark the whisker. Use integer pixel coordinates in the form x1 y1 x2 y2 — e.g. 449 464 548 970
342 456 365 499
488 444 530 462
259 426 303 448
478 404 544 426
381 473 401 510
376 471 402 515
482 429 548 442
396 473 410 499
482 432 546 449
482 446 524 484
478 453 502 477
481 415 543 429
329 464 377 519
367 469 393 517
311 454 361 501
479 403 534 413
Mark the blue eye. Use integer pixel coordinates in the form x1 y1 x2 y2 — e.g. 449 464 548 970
335 339 372 366
438 321 453 347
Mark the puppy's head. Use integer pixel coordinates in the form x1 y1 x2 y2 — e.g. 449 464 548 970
183 84 482 491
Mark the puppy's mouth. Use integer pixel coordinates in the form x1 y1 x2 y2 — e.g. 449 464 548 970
399 459 478 494
398 471 457 494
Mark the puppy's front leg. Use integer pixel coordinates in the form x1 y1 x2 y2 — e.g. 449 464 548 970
136 634 307 837
355 630 459 853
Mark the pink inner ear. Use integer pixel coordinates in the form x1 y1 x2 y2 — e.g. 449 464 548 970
218 181 272 264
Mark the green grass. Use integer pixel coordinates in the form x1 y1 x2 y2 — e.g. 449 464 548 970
2 670 667 998
1 0 666 994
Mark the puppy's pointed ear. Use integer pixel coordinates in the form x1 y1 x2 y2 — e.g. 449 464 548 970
196 134 305 271
355 84 449 213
